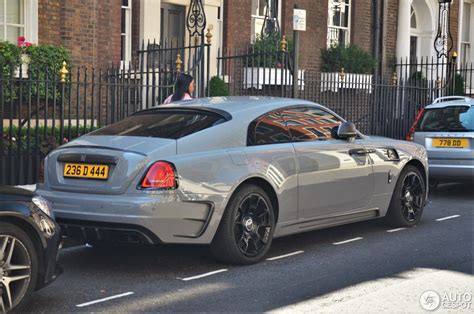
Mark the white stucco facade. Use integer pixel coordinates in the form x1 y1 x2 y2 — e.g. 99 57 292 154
139 0 222 77
397 0 440 61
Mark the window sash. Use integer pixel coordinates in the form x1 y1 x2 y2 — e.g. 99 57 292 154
0 0 26 41
121 2 132 63
327 0 351 47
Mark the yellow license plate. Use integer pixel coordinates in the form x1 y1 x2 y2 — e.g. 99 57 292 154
433 138 469 148
63 163 109 180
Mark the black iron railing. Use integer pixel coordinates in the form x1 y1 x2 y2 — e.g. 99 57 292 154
1 47 473 185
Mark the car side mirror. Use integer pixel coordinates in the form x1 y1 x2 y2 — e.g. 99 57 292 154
337 122 358 142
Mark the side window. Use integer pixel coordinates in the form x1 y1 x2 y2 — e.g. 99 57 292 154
247 111 291 146
280 107 342 141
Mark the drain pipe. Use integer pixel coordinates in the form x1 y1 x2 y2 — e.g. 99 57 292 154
373 0 382 79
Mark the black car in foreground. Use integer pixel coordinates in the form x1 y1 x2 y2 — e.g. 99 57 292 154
0 185 62 312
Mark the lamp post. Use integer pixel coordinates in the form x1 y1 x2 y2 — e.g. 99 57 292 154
434 0 454 60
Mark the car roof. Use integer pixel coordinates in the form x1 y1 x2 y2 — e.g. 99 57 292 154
426 97 474 109
150 96 318 115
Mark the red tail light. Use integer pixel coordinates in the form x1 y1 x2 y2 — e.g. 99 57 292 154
406 108 425 141
140 161 177 189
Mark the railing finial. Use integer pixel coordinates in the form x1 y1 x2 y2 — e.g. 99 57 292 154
206 27 213 45
339 68 346 81
391 72 398 86
175 54 183 73
280 35 288 52
60 61 68 83
436 76 442 89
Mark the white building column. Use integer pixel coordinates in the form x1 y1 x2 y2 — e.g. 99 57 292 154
140 0 162 42
396 0 413 62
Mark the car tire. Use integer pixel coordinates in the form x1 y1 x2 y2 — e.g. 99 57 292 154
210 184 275 265
385 165 426 228
0 222 39 312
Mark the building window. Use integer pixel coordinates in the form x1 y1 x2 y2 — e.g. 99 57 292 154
251 0 279 41
121 0 132 64
0 0 25 42
410 6 417 29
460 1 471 65
327 0 351 48
410 6 419 62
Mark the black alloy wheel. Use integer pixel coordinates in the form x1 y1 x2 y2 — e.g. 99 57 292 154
211 184 275 265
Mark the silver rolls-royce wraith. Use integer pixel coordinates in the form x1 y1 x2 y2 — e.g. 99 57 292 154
38 97 428 264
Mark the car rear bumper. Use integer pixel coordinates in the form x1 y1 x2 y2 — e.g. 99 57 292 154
37 189 218 245
428 158 474 179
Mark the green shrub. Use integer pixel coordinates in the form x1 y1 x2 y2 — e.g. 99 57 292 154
0 39 71 103
320 45 377 74
207 76 229 97
1 125 97 155
26 44 70 100
452 73 465 96
248 32 293 67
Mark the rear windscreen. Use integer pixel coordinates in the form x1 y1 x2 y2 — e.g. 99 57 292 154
90 109 228 139
417 106 474 132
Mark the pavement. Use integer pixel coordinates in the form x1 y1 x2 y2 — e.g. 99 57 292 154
14 182 473 313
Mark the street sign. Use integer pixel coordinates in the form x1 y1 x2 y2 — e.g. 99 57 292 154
293 9 306 31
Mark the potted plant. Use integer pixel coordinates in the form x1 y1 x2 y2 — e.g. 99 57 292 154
243 33 304 90
320 45 377 92
15 36 32 78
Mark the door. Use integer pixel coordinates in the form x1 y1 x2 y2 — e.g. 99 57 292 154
280 106 374 219
161 4 185 48
160 3 185 72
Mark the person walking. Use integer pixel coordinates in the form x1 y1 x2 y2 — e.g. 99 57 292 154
163 73 195 104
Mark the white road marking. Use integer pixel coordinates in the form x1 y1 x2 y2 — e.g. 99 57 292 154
76 292 134 308
333 237 363 245
387 228 406 233
266 250 304 261
436 215 460 221
180 269 228 281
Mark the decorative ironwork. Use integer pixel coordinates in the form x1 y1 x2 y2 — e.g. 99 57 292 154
60 61 68 83
261 0 280 37
186 0 207 38
175 54 183 72
280 35 288 51
434 0 453 59
339 67 346 81
205 27 213 44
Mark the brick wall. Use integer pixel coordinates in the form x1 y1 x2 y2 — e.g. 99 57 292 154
351 0 373 54
38 0 61 46
449 0 459 58
223 0 252 51
281 0 328 73
38 0 121 70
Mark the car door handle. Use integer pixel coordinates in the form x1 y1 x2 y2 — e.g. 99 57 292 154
349 148 376 155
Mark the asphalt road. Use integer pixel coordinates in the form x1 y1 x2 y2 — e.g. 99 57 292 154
15 182 473 313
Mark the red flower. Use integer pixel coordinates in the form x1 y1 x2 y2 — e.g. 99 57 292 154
25 42 32 47
17 37 25 46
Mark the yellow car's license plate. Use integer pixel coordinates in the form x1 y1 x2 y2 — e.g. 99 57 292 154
63 163 109 180
433 138 469 149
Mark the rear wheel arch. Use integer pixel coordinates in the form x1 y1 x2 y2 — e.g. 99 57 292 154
236 177 280 224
